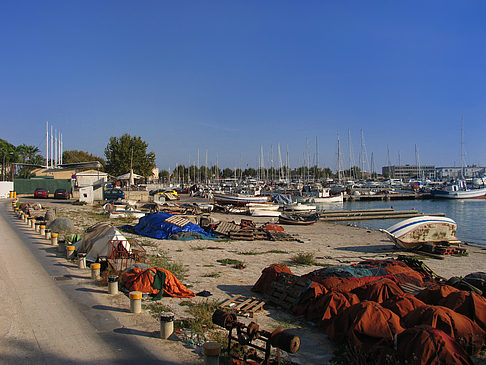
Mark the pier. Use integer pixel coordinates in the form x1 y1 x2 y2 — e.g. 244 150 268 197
344 192 432 201
319 208 445 221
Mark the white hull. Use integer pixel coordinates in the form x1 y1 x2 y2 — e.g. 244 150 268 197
283 203 317 212
382 215 458 249
251 210 282 217
307 193 344 203
432 188 486 199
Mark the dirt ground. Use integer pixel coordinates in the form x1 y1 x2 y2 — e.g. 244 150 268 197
23 195 486 364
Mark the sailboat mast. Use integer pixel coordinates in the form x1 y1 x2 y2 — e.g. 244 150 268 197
461 116 465 179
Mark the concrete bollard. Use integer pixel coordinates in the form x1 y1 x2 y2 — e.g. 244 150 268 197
129 291 142 313
30 218 36 229
203 342 221 365
39 225 46 236
159 312 175 339
51 232 59 246
78 253 87 269
24 214 29 223
66 245 75 260
107 275 119 295
35 222 40 232
91 263 101 281
45 229 51 240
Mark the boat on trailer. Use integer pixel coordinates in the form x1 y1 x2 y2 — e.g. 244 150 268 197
381 215 459 250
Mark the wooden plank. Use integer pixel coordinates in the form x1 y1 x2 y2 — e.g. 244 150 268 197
219 295 242 308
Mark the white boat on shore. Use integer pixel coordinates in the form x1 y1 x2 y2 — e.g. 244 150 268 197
381 215 459 250
213 193 269 205
282 203 317 212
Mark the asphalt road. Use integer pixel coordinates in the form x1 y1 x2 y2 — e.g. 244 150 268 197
0 200 199 364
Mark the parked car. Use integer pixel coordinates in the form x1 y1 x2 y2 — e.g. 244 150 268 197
54 188 69 199
104 188 125 200
34 188 49 198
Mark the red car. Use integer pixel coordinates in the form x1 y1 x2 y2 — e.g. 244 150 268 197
34 188 49 198
54 188 69 199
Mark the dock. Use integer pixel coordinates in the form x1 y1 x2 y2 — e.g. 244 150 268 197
344 192 432 201
319 208 445 221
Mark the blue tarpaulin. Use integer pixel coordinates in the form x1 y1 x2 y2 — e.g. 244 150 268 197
133 213 211 240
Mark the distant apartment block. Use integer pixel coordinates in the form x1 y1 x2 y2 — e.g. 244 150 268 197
436 166 486 179
382 165 485 180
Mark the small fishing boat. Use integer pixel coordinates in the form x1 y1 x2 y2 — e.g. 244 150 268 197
251 209 282 217
431 180 486 199
282 203 317 213
213 193 269 205
381 215 459 250
279 213 318 225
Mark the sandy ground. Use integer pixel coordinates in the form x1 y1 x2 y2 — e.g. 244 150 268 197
20 196 486 364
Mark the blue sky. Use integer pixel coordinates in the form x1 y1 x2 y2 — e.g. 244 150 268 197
1 1 485 172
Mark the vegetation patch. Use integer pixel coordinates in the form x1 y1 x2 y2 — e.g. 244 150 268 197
146 252 187 281
290 252 316 266
143 302 173 319
202 271 221 278
217 258 246 269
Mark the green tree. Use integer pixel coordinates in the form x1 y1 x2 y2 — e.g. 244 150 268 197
63 150 106 170
222 168 233 178
104 134 156 178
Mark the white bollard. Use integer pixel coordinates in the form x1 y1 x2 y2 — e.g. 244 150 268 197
107 275 119 295
91 263 101 281
45 229 51 240
66 245 75 260
39 225 46 236
51 232 59 246
78 253 87 269
129 291 142 313
159 312 175 339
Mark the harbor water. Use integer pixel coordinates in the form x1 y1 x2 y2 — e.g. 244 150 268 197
317 199 486 248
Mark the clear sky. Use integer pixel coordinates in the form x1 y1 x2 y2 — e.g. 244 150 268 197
1 1 485 172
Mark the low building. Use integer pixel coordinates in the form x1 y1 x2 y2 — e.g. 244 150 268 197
382 165 436 180
436 166 486 179
75 170 109 188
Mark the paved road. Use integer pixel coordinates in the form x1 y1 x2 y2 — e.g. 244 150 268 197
0 200 198 364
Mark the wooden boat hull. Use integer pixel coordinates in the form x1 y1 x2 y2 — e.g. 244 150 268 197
279 214 318 225
382 216 458 250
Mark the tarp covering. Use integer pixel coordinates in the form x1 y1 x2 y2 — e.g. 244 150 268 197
326 301 404 348
393 326 474 365
307 290 360 329
122 267 195 298
133 212 210 240
402 305 486 355
352 278 405 303
438 290 486 331
272 194 293 205
464 272 486 295
252 264 293 294
416 284 460 305
74 222 130 262
381 293 426 318
292 281 328 316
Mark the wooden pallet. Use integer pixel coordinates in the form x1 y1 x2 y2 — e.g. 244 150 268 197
218 295 266 318
214 221 240 236
267 231 296 242
165 215 191 228
230 228 268 241
265 272 312 310
418 243 468 256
